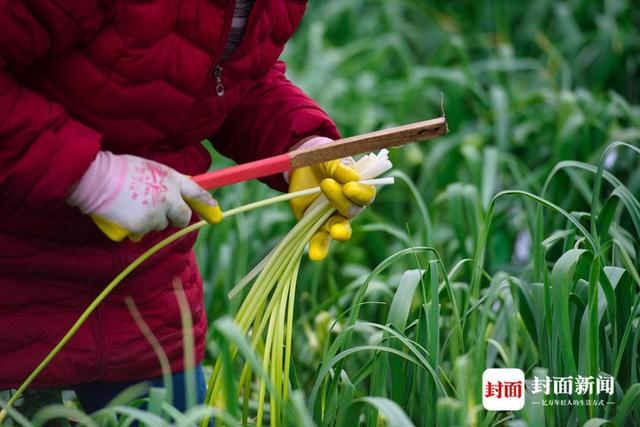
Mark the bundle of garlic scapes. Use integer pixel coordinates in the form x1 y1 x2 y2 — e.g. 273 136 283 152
203 150 394 427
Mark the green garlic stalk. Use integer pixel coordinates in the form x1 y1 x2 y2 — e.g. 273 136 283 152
203 150 394 427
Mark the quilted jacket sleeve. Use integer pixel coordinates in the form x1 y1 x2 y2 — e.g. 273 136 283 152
0 0 104 211
210 61 340 192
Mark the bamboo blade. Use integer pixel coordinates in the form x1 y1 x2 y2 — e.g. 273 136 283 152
289 117 448 168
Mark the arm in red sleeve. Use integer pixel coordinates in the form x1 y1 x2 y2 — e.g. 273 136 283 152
210 61 340 192
0 0 104 211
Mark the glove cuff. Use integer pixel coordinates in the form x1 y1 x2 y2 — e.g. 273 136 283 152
67 151 127 214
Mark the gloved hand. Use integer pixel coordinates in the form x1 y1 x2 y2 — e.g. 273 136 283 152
67 151 222 242
288 137 376 261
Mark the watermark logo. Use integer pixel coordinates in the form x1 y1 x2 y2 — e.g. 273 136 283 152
530 375 614 407
482 368 525 411
482 369 615 411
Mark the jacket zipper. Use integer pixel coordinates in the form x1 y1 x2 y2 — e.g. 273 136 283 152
172 0 235 138
207 0 237 99
214 0 262 97
214 64 225 97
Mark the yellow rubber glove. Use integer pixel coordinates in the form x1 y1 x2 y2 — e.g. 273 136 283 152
67 151 222 242
289 146 376 261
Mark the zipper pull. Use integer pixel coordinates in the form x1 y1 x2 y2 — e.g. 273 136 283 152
214 65 225 97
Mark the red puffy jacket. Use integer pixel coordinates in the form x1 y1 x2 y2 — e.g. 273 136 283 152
0 0 339 388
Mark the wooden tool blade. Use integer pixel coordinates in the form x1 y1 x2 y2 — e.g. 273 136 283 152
290 117 447 168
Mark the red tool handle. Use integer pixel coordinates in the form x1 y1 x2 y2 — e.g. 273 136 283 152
192 153 292 190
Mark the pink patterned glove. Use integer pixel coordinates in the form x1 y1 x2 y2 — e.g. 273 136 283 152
67 151 222 242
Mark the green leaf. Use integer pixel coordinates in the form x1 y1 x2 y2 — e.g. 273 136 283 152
353 397 416 427
613 383 640 426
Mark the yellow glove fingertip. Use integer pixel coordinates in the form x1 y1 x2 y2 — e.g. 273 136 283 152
309 231 331 261
326 216 352 241
90 214 131 242
319 177 340 196
343 182 376 205
325 160 360 184
321 178 356 218
200 204 224 224
185 197 223 224
330 224 351 241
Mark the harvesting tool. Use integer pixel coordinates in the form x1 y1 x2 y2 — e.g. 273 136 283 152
193 116 448 190
88 117 448 242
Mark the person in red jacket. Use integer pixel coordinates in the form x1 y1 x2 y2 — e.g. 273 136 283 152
0 0 374 417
